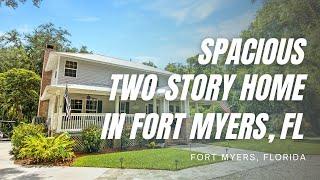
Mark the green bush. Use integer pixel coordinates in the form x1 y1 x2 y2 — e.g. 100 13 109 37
136 131 148 148
11 123 44 157
18 133 75 163
120 128 131 149
148 141 156 149
82 126 102 153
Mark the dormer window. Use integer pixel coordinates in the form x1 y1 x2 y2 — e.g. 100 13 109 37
65 61 77 77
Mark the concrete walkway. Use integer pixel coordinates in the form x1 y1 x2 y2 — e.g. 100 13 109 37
1 142 319 179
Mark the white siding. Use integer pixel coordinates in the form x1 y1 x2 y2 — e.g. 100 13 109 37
50 70 57 85
57 57 169 88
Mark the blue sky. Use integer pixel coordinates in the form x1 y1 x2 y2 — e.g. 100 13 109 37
0 0 262 68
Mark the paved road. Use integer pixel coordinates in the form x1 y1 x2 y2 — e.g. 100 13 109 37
1 142 319 179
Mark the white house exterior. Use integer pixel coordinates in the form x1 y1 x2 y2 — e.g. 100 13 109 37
38 47 193 143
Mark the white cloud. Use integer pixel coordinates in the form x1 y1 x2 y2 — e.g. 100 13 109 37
73 16 100 22
144 0 222 24
196 10 256 38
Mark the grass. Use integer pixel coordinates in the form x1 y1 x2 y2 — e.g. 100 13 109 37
212 139 320 154
72 148 223 170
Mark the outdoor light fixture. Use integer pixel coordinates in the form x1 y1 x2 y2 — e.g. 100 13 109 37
86 95 91 100
175 159 179 170
119 157 124 168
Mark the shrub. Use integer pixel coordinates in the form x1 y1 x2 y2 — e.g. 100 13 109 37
11 123 44 157
18 133 75 163
82 126 102 153
136 131 148 148
120 128 131 149
148 141 156 149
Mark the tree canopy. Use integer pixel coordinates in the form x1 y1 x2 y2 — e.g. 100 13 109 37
0 0 42 9
142 61 158 68
0 23 92 74
0 68 40 121
235 0 320 134
0 23 91 121
168 0 320 135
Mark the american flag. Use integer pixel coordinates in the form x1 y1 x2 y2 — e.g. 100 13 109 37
64 84 71 121
219 101 231 113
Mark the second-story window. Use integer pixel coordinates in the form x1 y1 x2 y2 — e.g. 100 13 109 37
65 61 77 77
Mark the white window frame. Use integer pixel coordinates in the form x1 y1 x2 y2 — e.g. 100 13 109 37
86 98 98 113
64 61 77 77
70 99 82 113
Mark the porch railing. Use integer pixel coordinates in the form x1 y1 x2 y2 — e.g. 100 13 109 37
60 113 136 132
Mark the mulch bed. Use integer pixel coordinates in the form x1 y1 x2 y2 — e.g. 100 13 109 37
14 158 74 166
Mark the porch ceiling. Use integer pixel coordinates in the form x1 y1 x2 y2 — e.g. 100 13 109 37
40 84 169 100
40 84 115 100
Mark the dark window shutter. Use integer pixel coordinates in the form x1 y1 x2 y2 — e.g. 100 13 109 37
148 104 153 113
125 102 130 114
97 100 103 113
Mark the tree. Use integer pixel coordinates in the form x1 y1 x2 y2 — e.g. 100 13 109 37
142 61 158 68
0 30 22 48
0 23 92 75
0 0 42 9
79 45 91 53
0 68 40 121
169 0 320 134
25 23 72 74
0 47 34 73
235 0 320 134
165 63 188 74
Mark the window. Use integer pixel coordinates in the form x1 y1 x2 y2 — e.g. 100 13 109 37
86 98 103 113
146 104 153 114
65 61 77 77
86 98 97 113
169 105 174 113
175 106 180 113
120 102 129 113
70 99 82 113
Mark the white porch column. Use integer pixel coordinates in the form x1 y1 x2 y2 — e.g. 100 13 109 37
115 95 120 113
153 97 157 113
162 99 169 113
56 91 64 132
180 101 184 113
184 96 190 117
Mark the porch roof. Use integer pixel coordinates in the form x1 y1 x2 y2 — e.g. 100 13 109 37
40 84 169 100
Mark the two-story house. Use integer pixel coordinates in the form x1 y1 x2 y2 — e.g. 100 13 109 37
38 45 194 144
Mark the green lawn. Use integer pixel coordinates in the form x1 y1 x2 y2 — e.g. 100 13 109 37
72 148 223 170
212 139 320 154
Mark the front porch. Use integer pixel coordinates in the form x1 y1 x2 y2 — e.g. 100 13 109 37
43 84 191 133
